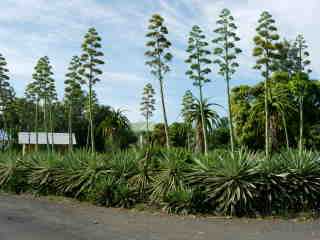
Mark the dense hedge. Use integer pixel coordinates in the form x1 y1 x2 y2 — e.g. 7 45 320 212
1 149 320 217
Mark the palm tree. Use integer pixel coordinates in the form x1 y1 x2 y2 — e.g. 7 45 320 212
99 108 130 151
188 98 220 152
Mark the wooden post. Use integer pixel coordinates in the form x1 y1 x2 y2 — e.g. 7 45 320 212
22 144 26 156
139 134 143 149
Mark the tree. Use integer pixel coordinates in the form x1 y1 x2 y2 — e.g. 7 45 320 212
140 83 156 134
213 8 242 156
209 117 230 148
64 56 84 151
274 39 295 77
253 11 280 158
250 81 295 150
181 90 195 150
290 34 312 154
32 56 55 152
145 14 173 149
152 123 167 146
169 122 189 148
25 82 40 150
0 54 14 148
185 25 212 155
79 27 105 152
189 98 220 153
98 108 132 151
48 71 57 152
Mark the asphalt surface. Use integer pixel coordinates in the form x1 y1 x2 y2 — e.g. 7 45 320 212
1 194 320 240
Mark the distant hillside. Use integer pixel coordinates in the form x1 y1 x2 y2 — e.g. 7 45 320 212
131 122 156 132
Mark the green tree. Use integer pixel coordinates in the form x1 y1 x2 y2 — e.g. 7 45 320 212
79 27 105 152
253 11 280 158
48 72 57 152
98 108 132 151
189 98 220 153
185 25 212 155
32 56 55 152
169 122 189 148
181 90 195 150
274 39 296 77
213 8 242 156
145 14 173 149
84 90 99 148
140 83 156 134
250 81 295 150
64 56 84 151
25 82 40 150
290 34 312 154
152 123 167 146
0 54 13 148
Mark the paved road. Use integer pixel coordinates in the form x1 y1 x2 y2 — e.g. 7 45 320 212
1 194 320 240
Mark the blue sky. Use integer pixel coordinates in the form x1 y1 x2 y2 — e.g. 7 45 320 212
1 0 319 123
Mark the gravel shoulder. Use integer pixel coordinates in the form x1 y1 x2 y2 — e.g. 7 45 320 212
0 193 320 240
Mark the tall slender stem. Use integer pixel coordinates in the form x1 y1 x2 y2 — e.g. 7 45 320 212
156 38 170 149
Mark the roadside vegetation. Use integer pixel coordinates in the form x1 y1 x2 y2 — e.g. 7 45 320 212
0 8 319 218
1 149 320 217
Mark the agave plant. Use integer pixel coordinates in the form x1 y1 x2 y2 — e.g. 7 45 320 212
113 182 138 208
256 154 290 215
107 150 139 182
128 148 156 201
26 153 64 195
189 149 259 216
163 188 194 215
54 151 110 199
0 152 28 193
280 150 320 211
150 149 191 203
